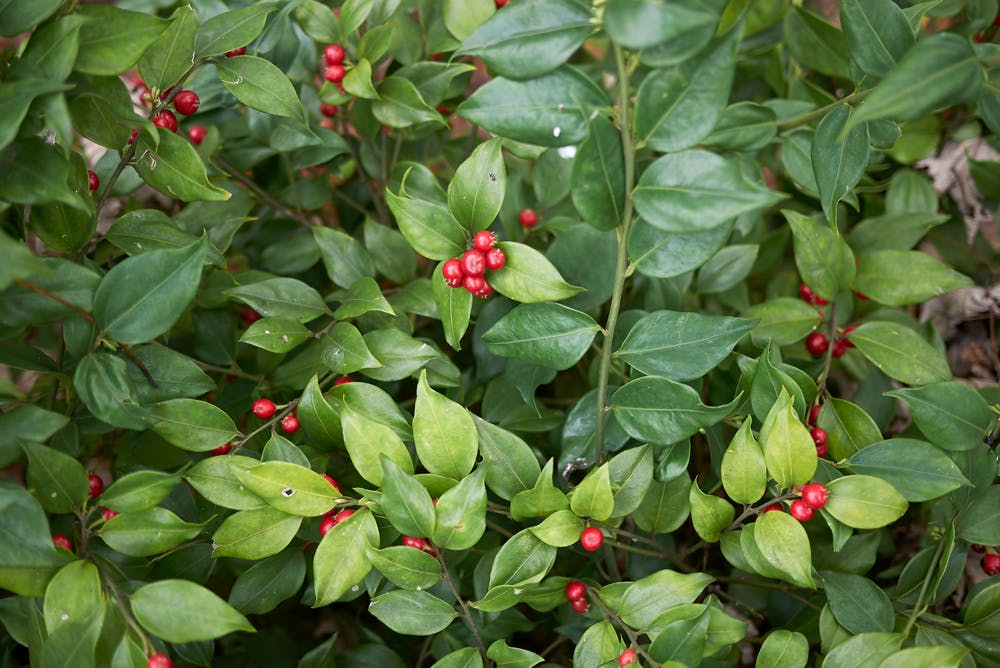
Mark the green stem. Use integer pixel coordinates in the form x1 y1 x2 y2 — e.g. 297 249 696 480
214 157 315 228
436 550 490 664
594 43 637 465
902 531 947 638
776 88 873 132
588 587 662 668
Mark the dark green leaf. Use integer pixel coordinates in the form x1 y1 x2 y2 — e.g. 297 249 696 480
148 398 238 452
785 210 855 301
812 106 869 224
342 406 412 486
745 298 823 347
432 467 487 550
22 442 88 514
629 218 732 279
380 456 436 538
483 302 598 370
473 415 541 501
648 608 709 666
75 6 168 75
488 528 556 588
313 227 375 289
138 5 197 95
704 102 777 151
228 550 306 615
386 187 466 261
73 352 151 430
957 485 1000 546
612 376 737 445
605 0 723 50
195 4 276 57
571 115 624 231
840 0 915 78
216 55 306 121
366 545 442 591
225 277 329 323
886 382 993 451
240 316 312 353
847 438 969 501
821 571 894 634
448 138 506 233
849 321 951 386
185 455 266 510
689 478 735 543
755 510 816 588
615 569 714 628
816 398 882 460
432 263 473 351
372 76 443 128
783 6 851 78
134 131 231 202
101 470 179 513
757 629 809 668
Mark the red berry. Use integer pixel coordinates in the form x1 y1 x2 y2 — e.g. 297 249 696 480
147 652 173 668
484 247 506 270
102 508 119 522
332 509 355 525
87 169 99 192
209 442 232 456
495 0 509 7
810 427 827 450
994 13 1000 26
158 86 175 102
402 535 426 550
173 90 200 116
570 597 588 613
764 503 783 513
972 543 987 553
128 129 140 145
241 308 261 324
815 441 828 457
333 376 353 386
324 44 345 66
855 291 869 301
565 580 586 601
805 332 829 357
319 515 336 536
798 283 829 306
461 249 486 277
473 231 497 251
800 482 829 510
580 526 604 552
984 553 1000 576
138 87 153 105
280 413 300 434
252 398 277 419
322 475 342 494
789 500 814 521
618 649 637 667
519 208 538 227
319 103 339 118
473 279 494 298
808 404 821 427
52 534 72 551
187 124 207 145
842 326 856 348
324 64 346 83
88 473 104 499
319 119 335 130
832 338 848 358
226 47 246 57
152 110 178 133
463 274 486 294
442 258 464 286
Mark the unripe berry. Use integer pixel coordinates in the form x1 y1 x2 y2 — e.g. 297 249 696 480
187 124 207 145
580 526 604 551
519 208 538 227
473 230 497 251
460 249 486 277
225 47 246 57
789 500 814 521
102 508 120 522
442 258 464 286
402 535 426 550
319 515 336 536
565 580 586 601
152 110 177 133
983 553 1000 576
173 90 200 116
52 534 72 551
805 332 829 357
280 413 300 434
570 597 588 613
324 64 346 84
88 169 99 192
147 652 172 668
484 247 506 270
800 482 829 510
324 44 346 65
618 649 637 666
319 103 339 118
463 274 486 294
208 442 232 456
88 473 104 499
252 398 277 419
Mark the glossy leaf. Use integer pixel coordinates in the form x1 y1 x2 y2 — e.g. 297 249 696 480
432 263 472 351
822 633 902 668
148 398 238 452
886 382 992 451
313 508 379 606
474 415 541 501
847 439 969 501
367 544 442 591
101 470 180 513
483 302 598 370
235 461 339 517
849 321 951 386
605 0 723 50
745 298 823 347
840 0 915 78
721 420 767 505
195 4 276 57
369 590 456 636
228 550 306 615
755 509 816 588
825 475 908 529
573 620 621 667
812 106 869 225
137 5 196 95
131 579 254 642
855 250 972 306
413 370 477 480
74 6 167 75
433 467 487 550
448 138 506 232
216 55 306 121
783 6 851 79
342 407 412 486
785 210 855 301
133 130 231 202
488 242 584 303
612 376 737 445
488 529 557 589
225 277 329 323
822 570 894 634
386 187 466 261
816 398 883 461
212 507 302 560
757 630 809 668
616 569 714 629
956 485 1000 545
381 457 436 538
759 389 817 490
100 508 201 557
21 442 88 514
689 478 735 543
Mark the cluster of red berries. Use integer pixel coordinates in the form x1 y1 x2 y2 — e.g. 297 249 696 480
441 231 505 297
565 579 588 613
321 43 347 85
790 482 829 521
807 404 828 457
579 526 604 551
251 398 300 434
972 544 1000 575
800 284 856 358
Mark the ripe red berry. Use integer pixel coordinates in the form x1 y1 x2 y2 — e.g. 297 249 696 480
983 553 1000 576
495 0 509 7
188 124 207 145
280 413 300 434
808 404 822 427
442 258 464 287
805 332 829 357
618 649 637 666
484 247 506 270
322 474 342 494
789 500 814 521
324 44 345 65
102 508 120 522
324 64 346 83
332 509 355 525
798 284 829 306
971 543 987 553
855 291 869 301
842 326 856 347
128 129 140 145
832 338 848 358
570 597 589 613
519 208 538 227
333 376 353 386
152 110 177 133
580 526 604 552
810 427 827 450
800 483 829 510
87 169 99 192
319 103 339 118
473 279 494 297
138 87 153 105
764 503 783 513
173 90 200 116
208 442 232 456
402 535 426 550
88 473 104 499
225 47 246 57
147 652 173 668
463 274 486 294
252 398 277 419
565 580 586 601
473 230 497 251
461 249 486 277
240 308 261 324
319 515 336 536
52 534 72 551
